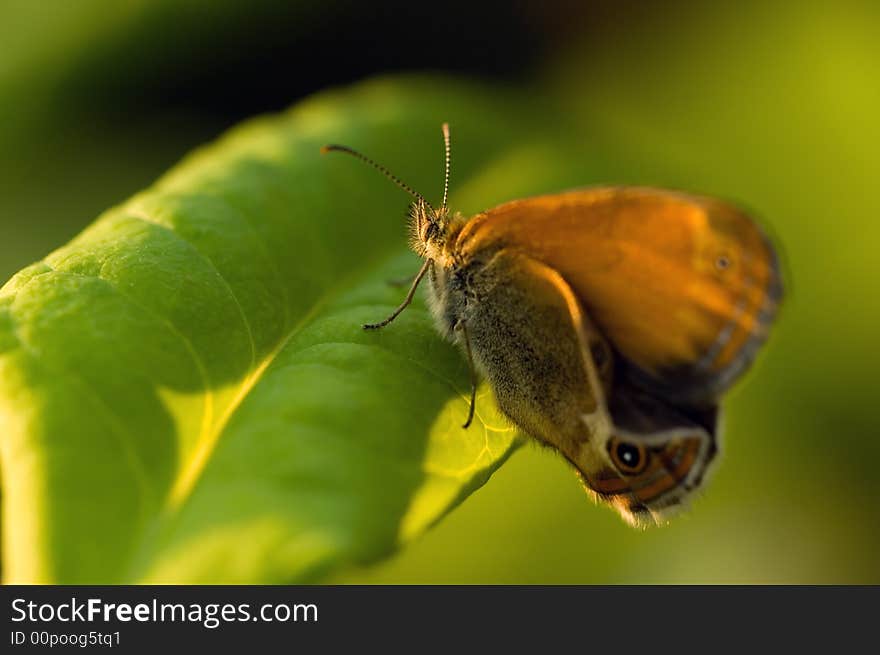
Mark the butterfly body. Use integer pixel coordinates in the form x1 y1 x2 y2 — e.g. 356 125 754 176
322 128 782 526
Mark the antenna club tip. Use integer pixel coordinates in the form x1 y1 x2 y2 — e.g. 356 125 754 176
319 145 333 154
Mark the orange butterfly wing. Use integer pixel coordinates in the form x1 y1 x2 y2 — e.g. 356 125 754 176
455 187 782 405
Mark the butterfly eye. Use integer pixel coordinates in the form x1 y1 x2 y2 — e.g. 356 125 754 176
609 438 648 475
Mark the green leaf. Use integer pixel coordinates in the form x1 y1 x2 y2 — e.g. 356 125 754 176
0 76 596 583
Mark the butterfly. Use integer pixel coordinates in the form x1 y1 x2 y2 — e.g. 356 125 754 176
322 123 782 526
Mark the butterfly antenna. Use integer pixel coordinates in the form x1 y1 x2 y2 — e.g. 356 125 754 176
441 122 451 212
320 144 432 210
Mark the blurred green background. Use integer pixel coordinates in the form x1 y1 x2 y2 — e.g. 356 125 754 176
2 0 878 583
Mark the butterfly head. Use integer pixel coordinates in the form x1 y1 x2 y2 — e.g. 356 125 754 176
407 199 466 263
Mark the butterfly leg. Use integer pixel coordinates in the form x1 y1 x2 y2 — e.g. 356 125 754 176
454 320 478 429
363 259 431 330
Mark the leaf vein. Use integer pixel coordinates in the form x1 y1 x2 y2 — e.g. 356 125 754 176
124 205 258 370
1 295 156 515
